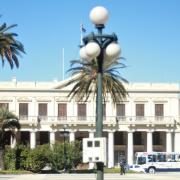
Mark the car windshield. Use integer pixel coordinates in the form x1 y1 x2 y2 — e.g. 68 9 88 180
137 156 146 165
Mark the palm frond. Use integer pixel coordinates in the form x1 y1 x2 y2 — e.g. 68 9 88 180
0 23 6 31
1 24 17 32
61 56 128 104
0 22 25 69
2 119 21 131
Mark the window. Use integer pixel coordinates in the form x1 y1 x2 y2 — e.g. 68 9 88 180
19 103 28 120
58 103 67 120
78 104 86 120
155 104 164 117
157 154 166 162
136 104 144 117
116 104 125 121
38 103 47 120
0 103 9 110
137 156 146 165
148 155 156 162
117 104 125 116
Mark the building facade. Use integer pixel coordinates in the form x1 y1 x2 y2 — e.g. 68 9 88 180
0 77 180 168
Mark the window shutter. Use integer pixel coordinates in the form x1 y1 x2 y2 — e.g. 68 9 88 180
38 103 47 116
19 103 28 116
58 103 67 117
116 104 125 116
78 104 86 117
155 104 164 116
136 104 144 116
0 103 9 110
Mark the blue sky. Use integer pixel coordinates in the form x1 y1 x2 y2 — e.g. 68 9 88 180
0 0 180 83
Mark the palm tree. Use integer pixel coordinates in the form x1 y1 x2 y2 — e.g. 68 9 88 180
61 58 128 103
0 108 20 169
0 108 21 148
0 22 25 69
0 108 20 145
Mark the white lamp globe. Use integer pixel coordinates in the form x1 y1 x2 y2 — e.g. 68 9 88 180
89 6 109 25
85 42 100 58
105 43 121 59
79 47 92 61
104 51 113 61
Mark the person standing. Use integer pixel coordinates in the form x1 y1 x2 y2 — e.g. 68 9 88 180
120 158 126 175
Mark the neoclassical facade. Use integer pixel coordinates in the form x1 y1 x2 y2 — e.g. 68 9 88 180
0 77 180 168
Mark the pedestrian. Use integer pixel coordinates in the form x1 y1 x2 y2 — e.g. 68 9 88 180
120 158 126 175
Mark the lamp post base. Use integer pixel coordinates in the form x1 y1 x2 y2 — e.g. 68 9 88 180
96 162 104 180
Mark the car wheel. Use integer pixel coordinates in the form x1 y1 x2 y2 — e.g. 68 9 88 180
148 167 156 174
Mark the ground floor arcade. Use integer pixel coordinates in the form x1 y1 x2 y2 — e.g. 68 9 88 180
4 128 180 168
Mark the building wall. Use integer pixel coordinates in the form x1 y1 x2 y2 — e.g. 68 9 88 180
0 78 180 167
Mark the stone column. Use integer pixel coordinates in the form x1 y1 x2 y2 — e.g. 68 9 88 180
174 132 180 152
166 131 172 152
127 131 133 165
69 131 75 142
30 131 36 149
50 131 55 147
89 131 94 139
147 131 153 152
108 131 114 168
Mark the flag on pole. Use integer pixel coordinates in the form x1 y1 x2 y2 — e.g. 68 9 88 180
81 23 86 33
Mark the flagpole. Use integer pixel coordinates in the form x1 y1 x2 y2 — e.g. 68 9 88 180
80 22 86 46
80 22 83 46
62 48 64 80
80 31 83 46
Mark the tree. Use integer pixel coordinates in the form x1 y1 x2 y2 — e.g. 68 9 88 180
0 108 20 146
0 22 25 69
0 108 20 169
61 58 128 103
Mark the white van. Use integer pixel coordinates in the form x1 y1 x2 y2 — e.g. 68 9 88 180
134 152 180 173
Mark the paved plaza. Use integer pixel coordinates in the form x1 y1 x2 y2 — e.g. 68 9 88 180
0 173 180 180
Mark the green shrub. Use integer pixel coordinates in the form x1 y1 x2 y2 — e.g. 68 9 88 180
66 141 82 169
19 145 31 170
4 148 16 170
4 141 82 173
4 144 30 170
24 144 52 173
50 142 64 171
50 141 82 171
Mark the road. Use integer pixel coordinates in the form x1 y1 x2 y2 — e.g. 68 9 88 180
0 173 180 180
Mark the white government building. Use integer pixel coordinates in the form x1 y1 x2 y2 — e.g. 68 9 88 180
0 77 180 168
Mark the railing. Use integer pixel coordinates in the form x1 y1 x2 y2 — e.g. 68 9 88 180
18 115 178 126
116 116 176 126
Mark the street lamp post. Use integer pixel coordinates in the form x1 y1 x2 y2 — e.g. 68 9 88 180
80 6 121 180
63 124 68 172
